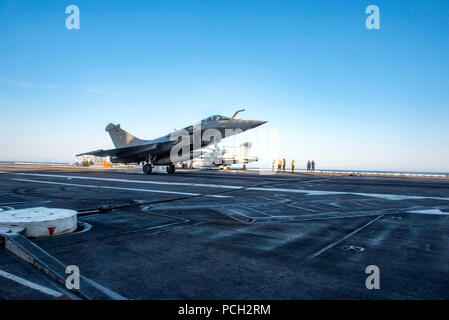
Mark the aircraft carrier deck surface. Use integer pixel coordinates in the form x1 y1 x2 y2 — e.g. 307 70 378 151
0 163 448 300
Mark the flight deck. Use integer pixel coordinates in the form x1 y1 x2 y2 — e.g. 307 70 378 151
0 163 448 299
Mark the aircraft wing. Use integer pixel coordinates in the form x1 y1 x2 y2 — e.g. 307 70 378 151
76 142 160 158
76 148 121 157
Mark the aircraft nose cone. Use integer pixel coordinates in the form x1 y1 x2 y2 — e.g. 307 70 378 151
251 120 267 128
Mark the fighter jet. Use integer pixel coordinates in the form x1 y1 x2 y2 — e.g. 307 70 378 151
76 110 266 174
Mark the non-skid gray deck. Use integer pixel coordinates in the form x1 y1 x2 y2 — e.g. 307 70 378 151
0 164 448 299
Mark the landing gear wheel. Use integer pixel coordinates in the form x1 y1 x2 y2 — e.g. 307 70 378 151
143 164 152 174
166 164 176 174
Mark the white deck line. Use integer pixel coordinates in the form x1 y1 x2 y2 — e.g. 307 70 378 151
11 178 230 198
247 187 449 201
407 209 449 215
1 172 243 189
2 171 448 201
0 269 63 298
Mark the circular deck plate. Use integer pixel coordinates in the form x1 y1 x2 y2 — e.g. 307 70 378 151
0 207 77 238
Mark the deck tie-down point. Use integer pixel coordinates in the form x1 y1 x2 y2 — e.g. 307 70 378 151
341 245 365 252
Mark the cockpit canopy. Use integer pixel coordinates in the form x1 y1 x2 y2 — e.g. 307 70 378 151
202 115 231 123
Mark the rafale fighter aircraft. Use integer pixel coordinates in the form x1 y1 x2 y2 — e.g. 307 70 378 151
76 110 266 174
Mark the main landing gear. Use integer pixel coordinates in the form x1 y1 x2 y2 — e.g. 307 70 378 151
142 163 176 174
143 163 152 174
166 164 176 174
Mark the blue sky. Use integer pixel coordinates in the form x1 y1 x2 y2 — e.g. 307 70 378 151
0 0 448 171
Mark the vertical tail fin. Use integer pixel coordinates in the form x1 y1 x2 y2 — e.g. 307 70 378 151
105 123 145 148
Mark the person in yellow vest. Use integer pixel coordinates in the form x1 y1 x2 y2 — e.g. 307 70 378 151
277 159 282 171
291 160 295 173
